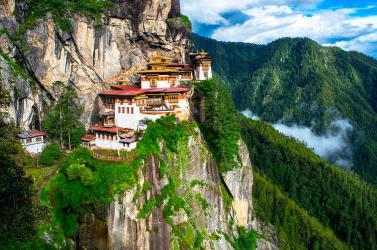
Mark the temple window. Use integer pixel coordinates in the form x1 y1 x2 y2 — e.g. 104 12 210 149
168 95 179 103
169 78 176 86
151 79 157 87
122 107 125 113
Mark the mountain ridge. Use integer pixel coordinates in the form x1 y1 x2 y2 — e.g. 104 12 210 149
192 33 377 186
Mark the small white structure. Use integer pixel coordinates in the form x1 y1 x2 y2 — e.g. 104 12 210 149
17 130 46 154
87 125 138 151
189 51 213 80
81 134 96 148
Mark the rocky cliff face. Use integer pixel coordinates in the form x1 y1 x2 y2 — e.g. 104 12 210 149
77 128 255 250
0 0 189 129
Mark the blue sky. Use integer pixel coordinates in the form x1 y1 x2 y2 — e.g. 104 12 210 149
181 0 377 58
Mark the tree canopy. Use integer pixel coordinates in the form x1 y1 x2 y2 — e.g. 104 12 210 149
43 82 85 150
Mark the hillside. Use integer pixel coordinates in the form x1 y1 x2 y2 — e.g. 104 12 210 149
241 116 377 249
192 34 377 186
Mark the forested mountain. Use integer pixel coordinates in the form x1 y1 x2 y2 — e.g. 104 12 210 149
192 34 377 186
241 116 377 249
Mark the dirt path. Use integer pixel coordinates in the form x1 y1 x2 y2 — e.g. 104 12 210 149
33 169 59 201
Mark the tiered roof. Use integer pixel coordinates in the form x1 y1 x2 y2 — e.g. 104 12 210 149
189 51 212 62
137 54 194 75
99 85 190 97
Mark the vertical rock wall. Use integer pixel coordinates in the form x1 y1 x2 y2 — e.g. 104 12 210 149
0 0 189 129
77 128 256 250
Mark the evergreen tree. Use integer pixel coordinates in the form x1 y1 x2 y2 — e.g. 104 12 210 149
44 82 85 150
0 79 37 245
195 78 240 172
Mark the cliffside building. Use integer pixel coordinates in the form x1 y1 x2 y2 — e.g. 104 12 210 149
189 51 213 80
83 53 212 151
17 130 46 154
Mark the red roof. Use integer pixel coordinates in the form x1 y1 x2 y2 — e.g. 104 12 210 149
27 130 46 137
89 125 127 133
81 134 96 142
99 86 190 97
99 87 145 96
180 67 194 71
110 85 141 91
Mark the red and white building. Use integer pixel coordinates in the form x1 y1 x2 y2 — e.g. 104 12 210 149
18 130 46 154
83 53 212 151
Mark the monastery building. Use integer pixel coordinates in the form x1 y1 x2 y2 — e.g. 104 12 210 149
83 52 212 151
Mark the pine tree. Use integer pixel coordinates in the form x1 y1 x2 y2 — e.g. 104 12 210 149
44 82 85 150
0 78 36 245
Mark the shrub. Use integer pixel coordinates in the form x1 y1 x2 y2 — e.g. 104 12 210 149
66 163 94 186
40 142 62 165
142 182 152 192
138 198 156 219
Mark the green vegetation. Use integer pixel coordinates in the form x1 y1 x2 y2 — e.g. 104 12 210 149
253 171 349 250
41 116 195 239
180 15 192 30
241 116 377 249
167 14 192 32
193 34 377 186
225 226 258 250
194 79 241 172
15 0 112 35
159 158 167 178
43 82 85 150
24 165 58 189
0 49 29 80
0 79 55 248
138 198 157 219
40 142 63 165
41 148 137 237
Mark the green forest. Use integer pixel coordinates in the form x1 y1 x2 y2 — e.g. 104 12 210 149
192 34 377 187
191 78 371 249
240 116 377 249
253 170 349 250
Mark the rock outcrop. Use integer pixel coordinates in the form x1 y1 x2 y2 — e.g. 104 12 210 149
0 0 189 129
77 128 255 250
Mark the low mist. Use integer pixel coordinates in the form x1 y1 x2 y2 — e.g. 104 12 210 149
242 109 354 169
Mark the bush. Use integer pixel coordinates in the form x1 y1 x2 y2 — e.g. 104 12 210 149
40 142 62 165
66 163 94 186
41 148 138 237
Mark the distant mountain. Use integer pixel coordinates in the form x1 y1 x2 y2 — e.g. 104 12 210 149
192 34 377 186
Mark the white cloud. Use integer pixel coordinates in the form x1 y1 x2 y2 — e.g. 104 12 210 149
181 0 323 25
242 109 260 120
273 119 354 169
242 109 354 168
325 33 377 56
211 6 377 46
